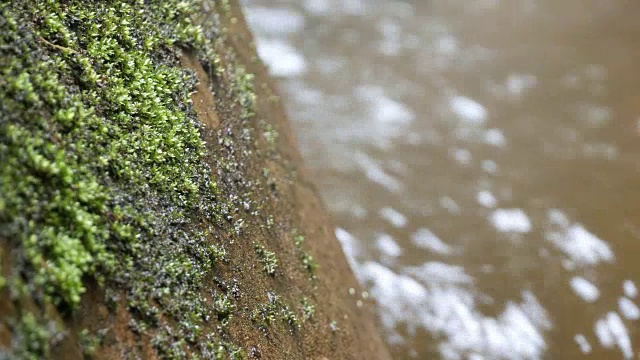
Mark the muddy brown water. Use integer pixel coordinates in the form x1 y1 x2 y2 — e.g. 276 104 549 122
241 0 640 358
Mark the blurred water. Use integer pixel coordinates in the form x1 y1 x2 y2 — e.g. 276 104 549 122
241 0 640 358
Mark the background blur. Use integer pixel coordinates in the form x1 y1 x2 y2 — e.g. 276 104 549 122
240 0 640 358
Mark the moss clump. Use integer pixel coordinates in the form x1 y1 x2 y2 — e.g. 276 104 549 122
10 313 58 360
78 328 100 358
300 296 315 323
293 232 318 277
213 292 235 326
253 242 278 276
0 0 253 358
250 292 301 332
260 120 278 148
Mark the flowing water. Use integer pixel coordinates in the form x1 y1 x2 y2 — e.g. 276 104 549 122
241 0 640 358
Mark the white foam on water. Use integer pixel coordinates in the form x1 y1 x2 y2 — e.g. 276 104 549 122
440 196 461 214
290 83 324 105
377 19 402 56
618 297 640 321
302 0 366 15
353 86 415 145
489 208 532 234
484 128 506 147
303 0 330 15
595 317 615 348
356 85 415 127
450 96 488 124
574 334 592 354
477 190 497 208
452 148 472 165
358 261 550 359
379 207 408 228
548 209 570 227
375 96 415 125
341 0 367 15
405 262 472 285
546 223 614 266
411 228 453 255
244 7 305 35
356 262 429 337
499 300 548 357
506 74 537 96
437 34 458 55
376 233 402 258
481 159 498 173
623 280 638 298
255 38 307 77
594 312 633 359
569 276 600 303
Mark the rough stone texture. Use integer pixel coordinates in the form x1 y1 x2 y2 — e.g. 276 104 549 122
0 1 390 359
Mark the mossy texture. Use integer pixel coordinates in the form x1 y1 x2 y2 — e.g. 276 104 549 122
0 1 385 359
0 0 244 358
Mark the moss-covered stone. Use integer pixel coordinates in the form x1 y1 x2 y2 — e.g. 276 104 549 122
1 1 392 359
0 0 247 357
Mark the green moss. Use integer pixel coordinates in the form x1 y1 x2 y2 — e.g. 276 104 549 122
79 328 101 358
12 313 58 360
233 66 256 120
260 120 278 148
250 292 300 332
279 304 299 329
0 0 255 358
291 231 318 278
253 242 278 276
213 292 235 326
300 296 315 322
301 252 318 276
